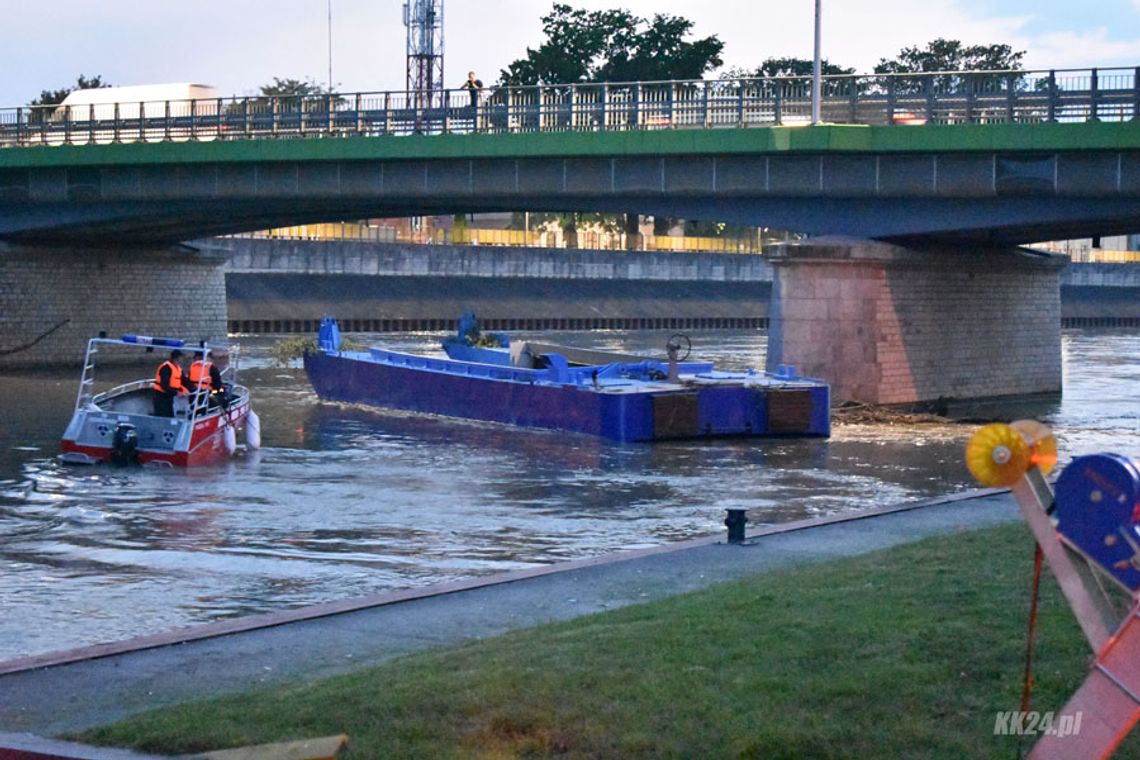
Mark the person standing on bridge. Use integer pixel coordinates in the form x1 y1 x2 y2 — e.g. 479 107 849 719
461 71 483 107
152 349 189 417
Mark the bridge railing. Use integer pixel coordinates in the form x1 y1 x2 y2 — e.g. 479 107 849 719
2 66 1138 148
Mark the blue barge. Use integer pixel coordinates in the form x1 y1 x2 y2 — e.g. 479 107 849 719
304 317 830 442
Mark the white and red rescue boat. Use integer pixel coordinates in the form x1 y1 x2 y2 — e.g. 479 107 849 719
60 335 260 467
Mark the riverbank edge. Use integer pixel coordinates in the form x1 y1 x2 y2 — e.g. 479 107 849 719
0 486 1005 678
0 486 1023 739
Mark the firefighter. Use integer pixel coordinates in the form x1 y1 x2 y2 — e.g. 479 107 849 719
152 349 188 417
189 350 228 408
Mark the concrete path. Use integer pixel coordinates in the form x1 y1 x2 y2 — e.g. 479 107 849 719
0 489 1019 738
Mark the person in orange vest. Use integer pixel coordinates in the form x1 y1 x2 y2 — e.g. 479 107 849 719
189 349 231 409
152 349 189 417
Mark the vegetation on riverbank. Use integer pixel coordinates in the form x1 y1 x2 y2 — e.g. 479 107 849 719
268 336 364 367
78 523 1140 758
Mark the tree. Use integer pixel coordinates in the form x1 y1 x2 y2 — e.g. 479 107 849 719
499 4 723 86
729 58 855 79
255 77 337 110
26 74 110 124
500 4 723 248
28 74 110 108
874 39 1025 93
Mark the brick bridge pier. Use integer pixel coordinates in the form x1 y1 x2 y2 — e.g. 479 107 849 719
766 238 1067 404
0 243 228 368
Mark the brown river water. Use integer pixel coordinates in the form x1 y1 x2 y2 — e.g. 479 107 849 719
0 328 1137 661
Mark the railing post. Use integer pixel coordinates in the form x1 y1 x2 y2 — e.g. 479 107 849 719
848 75 858 124
216 97 223 139
272 97 280 136
601 85 609 131
772 80 781 126
138 101 145 142
739 80 747 126
15 107 22 146
569 84 577 131
354 93 363 135
327 94 335 135
1047 70 1058 122
164 100 171 141
1090 67 1100 122
1133 68 1140 122
63 105 71 145
965 79 976 124
243 98 251 137
702 81 710 127
924 75 935 124
382 92 390 135
886 77 896 124
87 103 94 145
632 83 641 130
189 98 197 141
1006 74 1016 122
668 82 676 128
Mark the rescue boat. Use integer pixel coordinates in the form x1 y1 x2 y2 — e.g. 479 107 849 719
60 335 260 467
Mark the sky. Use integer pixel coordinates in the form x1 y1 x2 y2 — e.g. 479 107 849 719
3 0 1140 106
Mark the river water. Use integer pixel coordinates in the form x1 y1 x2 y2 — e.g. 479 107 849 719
0 328 1137 662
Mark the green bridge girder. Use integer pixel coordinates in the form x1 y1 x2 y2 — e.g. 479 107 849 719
3 122 1140 244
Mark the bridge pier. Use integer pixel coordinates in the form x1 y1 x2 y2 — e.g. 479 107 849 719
766 238 1067 406
0 243 228 369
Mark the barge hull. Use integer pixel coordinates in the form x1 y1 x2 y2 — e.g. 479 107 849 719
304 351 829 442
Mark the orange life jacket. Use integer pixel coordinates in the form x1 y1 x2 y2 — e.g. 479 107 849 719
189 360 216 390
153 360 187 394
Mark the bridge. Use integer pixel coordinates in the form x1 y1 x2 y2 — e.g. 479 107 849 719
2 66 1138 405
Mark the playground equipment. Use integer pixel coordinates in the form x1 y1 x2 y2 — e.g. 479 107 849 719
967 421 1140 758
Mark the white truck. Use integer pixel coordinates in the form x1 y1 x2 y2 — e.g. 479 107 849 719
43 83 220 144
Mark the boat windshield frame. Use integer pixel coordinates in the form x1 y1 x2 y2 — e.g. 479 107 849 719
74 337 241 426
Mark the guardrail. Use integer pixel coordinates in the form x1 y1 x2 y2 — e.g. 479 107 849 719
2 66 1138 148
237 223 765 253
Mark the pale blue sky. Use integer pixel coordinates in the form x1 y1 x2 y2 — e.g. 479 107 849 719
2 0 1139 106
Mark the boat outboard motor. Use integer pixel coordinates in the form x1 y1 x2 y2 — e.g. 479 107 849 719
110 423 140 466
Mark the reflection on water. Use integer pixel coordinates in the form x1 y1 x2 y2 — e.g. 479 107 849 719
0 329 1137 660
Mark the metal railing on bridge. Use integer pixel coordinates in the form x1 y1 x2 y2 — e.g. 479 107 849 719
237 223 764 253
3 66 1139 148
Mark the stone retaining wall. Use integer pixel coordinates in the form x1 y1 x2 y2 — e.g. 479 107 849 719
0 243 227 369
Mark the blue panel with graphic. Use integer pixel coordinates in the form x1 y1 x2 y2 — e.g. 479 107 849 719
1054 453 1140 591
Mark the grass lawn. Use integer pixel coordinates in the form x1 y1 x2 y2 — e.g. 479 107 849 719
78 522 1140 758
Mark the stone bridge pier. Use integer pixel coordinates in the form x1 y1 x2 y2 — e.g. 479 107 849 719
765 238 1067 406
0 243 228 369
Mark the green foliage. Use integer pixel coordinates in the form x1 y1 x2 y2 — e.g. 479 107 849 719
874 38 1026 93
77 522 1137 758
726 57 855 79
28 74 110 108
228 77 343 116
499 3 723 86
269 335 363 367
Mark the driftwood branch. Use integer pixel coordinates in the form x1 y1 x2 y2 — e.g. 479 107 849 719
0 318 71 357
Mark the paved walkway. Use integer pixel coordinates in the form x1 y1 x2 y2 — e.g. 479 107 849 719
0 489 1019 739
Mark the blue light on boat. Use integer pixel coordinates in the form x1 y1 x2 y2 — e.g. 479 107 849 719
121 335 185 347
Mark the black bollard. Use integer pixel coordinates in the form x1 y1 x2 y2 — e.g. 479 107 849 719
725 508 748 544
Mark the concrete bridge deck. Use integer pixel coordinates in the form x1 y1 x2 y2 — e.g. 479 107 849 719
4 123 1140 245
